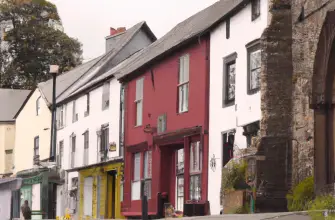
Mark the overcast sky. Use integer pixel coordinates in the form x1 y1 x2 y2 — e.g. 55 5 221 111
49 0 218 61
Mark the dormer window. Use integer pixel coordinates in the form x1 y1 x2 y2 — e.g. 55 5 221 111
36 97 41 115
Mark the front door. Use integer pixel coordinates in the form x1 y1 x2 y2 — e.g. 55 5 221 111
107 170 116 219
20 185 32 218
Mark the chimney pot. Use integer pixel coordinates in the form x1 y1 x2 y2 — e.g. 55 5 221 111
110 27 117 36
117 27 126 34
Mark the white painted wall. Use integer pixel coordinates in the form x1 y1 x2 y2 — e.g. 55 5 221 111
14 89 51 174
208 0 268 214
32 183 41 211
56 77 121 208
0 189 11 220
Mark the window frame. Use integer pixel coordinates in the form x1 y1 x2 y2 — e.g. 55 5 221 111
83 130 89 166
221 130 235 168
246 39 261 95
99 124 109 161
34 136 39 157
72 100 78 123
178 54 190 113
135 78 144 126
36 96 41 116
85 93 90 117
189 141 202 201
251 0 261 21
226 18 230 39
102 82 110 110
143 151 152 199
58 140 64 168
131 152 141 201
70 134 76 168
223 52 237 107
176 148 184 211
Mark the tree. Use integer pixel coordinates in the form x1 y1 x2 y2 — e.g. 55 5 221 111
0 0 83 89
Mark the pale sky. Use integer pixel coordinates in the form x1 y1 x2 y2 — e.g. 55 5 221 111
49 0 218 61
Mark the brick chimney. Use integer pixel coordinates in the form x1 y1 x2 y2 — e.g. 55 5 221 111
106 27 127 52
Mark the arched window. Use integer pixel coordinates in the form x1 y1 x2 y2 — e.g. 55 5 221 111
36 97 41 115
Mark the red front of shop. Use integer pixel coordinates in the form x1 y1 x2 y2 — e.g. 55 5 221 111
120 38 210 218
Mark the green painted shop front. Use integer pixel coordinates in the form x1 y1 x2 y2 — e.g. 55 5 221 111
12 168 62 219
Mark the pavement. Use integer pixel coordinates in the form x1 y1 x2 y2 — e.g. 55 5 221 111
163 212 312 219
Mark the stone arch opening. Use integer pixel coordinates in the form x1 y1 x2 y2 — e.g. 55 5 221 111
312 11 335 193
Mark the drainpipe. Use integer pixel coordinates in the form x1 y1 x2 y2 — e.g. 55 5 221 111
49 65 59 162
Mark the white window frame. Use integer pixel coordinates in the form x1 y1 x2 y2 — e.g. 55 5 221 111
72 100 78 123
83 130 89 166
102 82 110 110
70 134 76 168
178 54 190 113
189 141 202 201
58 105 65 128
135 78 144 126
131 152 141 200
36 97 41 116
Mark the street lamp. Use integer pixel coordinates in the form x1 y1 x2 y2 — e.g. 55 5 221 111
49 65 59 162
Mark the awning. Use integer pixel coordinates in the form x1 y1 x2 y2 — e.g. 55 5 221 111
66 157 123 172
0 177 22 191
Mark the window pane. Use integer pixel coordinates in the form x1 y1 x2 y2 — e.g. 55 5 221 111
144 180 151 199
131 181 141 200
136 101 143 126
227 63 236 100
190 141 201 173
250 50 261 70
84 177 93 216
136 78 143 100
250 68 261 90
178 83 189 113
176 149 184 174
190 175 201 201
134 153 141 181
179 55 189 84
144 151 152 179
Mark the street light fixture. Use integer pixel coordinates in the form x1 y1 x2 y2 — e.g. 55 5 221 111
49 65 59 162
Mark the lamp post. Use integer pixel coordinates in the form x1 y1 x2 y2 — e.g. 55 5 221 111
49 65 59 162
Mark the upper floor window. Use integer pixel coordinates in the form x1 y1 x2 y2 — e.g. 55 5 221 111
135 78 144 126
247 40 261 94
83 130 89 166
57 140 64 168
72 100 78 123
223 53 237 107
70 134 76 168
36 97 41 115
251 0 261 21
57 105 65 128
226 18 230 39
102 82 110 110
99 124 109 162
132 152 141 200
84 93 90 117
34 136 39 157
178 54 190 113
143 151 152 199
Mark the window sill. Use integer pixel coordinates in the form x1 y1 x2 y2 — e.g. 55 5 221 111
57 126 65 131
177 110 188 115
134 125 142 128
190 171 202 175
247 88 260 95
222 100 235 108
251 14 260 22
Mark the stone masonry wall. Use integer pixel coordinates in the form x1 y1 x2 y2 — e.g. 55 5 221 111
291 0 335 186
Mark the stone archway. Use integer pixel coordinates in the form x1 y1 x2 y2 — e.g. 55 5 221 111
312 11 335 193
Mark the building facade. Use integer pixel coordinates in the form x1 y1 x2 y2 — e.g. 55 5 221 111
208 0 268 214
55 22 156 219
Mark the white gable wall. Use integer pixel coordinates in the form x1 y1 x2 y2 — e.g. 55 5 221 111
208 0 268 214
14 89 51 174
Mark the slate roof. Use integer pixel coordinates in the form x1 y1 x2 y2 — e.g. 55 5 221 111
38 21 156 105
0 89 31 121
0 177 19 185
102 0 248 81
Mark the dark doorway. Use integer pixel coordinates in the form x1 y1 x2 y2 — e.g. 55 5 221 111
48 183 57 219
107 170 117 219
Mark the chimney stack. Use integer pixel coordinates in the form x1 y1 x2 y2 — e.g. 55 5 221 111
110 27 126 36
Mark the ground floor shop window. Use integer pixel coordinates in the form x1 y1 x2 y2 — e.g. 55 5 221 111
190 141 202 201
131 153 141 200
176 148 184 211
83 177 93 216
144 151 152 199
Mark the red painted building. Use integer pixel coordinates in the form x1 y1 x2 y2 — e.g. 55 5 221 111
112 1 248 217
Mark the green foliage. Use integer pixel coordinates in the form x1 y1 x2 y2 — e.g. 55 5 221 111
221 160 247 192
308 195 335 220
229 202 250 214
0 0 82 89
286 176 314 211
